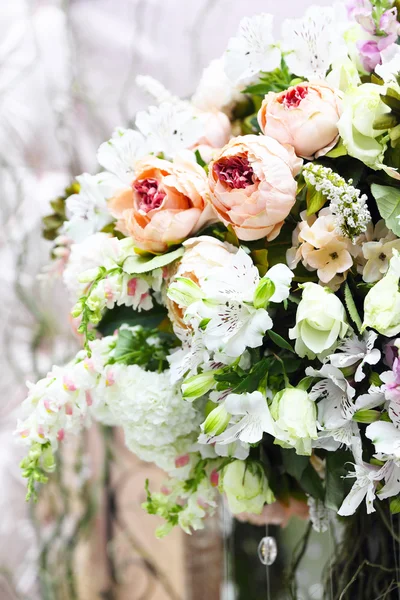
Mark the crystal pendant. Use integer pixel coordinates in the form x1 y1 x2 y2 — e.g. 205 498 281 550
258 536 277 566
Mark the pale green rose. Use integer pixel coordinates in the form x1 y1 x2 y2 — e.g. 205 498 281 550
221 460 275 515
363 250 400 337
270 388 317 456
289 283 348 359
338 82 391 169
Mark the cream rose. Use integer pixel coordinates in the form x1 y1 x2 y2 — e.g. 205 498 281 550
258 82 342 159
109 151 216 253
208 135 302 242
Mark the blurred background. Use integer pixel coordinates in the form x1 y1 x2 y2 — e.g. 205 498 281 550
0 1 334 598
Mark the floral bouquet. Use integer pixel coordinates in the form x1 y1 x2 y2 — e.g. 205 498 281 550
17 0 400 595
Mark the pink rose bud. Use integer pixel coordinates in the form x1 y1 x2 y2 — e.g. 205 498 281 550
258 82 342 160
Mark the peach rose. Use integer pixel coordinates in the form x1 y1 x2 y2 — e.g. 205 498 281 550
258 82 342 159
208 135 302 241
108 151 216 253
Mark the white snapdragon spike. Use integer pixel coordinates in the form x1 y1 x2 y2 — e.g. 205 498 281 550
15 336 116 449
281 4 349 80
97 127 149 185
224 14 281 87
211 391 277 445
192 57 241 112
338 461 389 516
375 45 400 83
64 172 121 242
326 331 381 382
135 102 204 159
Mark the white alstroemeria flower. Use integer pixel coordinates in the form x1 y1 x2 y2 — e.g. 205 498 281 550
327 331 381 382
135 102 204 159
306 364 358 452
183 249 273 357
213 391 276 445
136 75 179 104
64 173 120 242
281 4 349 80
224 13 281 87
196 437 250 461
192 57 242 113
167 331 210 384
366 421 400 459
97 127 149 185
338 461 388 516
377 461 400 501
375 45 400 83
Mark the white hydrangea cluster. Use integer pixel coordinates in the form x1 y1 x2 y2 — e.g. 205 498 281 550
101 364 201 470
303 163 371 242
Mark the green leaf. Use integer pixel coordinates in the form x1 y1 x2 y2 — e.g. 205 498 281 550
370 183 400 236
344 282 362 334
325 450 352 511
306 183 327 216
97 303 168 336
242 83 273 95
123 246 185 274
325 139 348 158
299 463 324 501
267 330 295 353
232 358 271 394
281 449 309 480
195 149 208 170
373 113 398 130
390 496 400 514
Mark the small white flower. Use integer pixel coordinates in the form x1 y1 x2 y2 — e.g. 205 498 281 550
338 461 387 516
281 4 349 80
366 421 400 459
97 127 149 185
64 172 119 242
327 331 381 382
192 57 242 112
136 75 179 104
167 331 210 384
135 101 204 159
376 45 400 83
213 391 276 445
224 14 281 87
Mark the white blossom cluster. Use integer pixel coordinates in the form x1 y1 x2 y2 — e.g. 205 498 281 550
303 163 371 242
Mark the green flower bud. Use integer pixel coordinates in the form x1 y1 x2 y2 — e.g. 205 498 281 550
78 267 102 283
253 277 276 309
71 300 84 318
203 404 231 436
182 371 216 401
352 409 381 424
167 277 204 307
41 446 56 473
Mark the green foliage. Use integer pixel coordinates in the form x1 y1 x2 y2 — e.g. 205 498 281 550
42 181 79 242
243 58 293 96
371 183 400 236
97 302 169 337
306 183 327 216
123 246 184 274
20 442 52 501
325 450 353 511
344 282 363 334
109 326 178 371
267 330 295 353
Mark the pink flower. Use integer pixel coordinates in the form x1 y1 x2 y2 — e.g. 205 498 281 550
258 82 342 159
109 151 216 253
383 358 400 403
208 135 302 242
174 454 190 468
